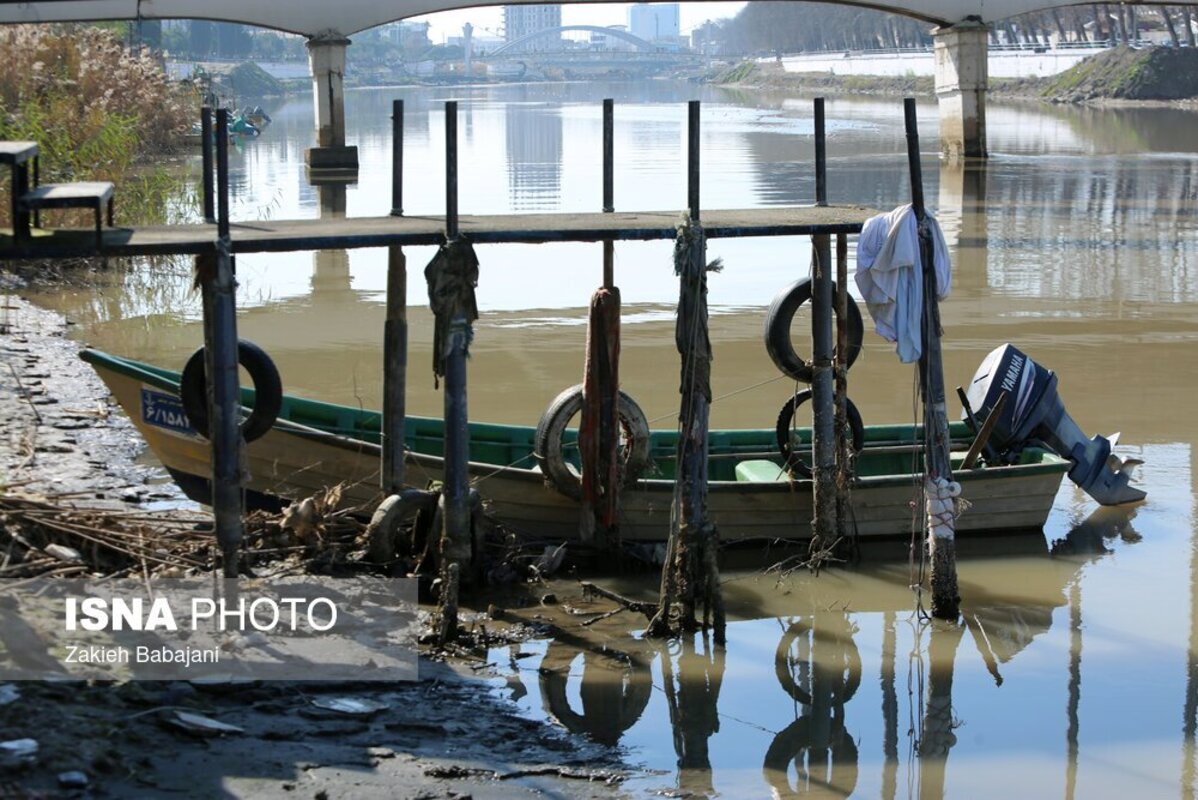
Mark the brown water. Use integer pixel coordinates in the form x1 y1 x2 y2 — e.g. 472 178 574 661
27 82 1198 797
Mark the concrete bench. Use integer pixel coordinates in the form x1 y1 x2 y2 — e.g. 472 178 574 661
19 181 115 247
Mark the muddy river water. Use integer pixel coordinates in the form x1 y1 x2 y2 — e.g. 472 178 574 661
25 81 1198 797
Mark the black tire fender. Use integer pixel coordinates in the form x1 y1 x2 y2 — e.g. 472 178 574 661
764 277 864 383
180 340 282 444
775 389 865 479
533 383 651 500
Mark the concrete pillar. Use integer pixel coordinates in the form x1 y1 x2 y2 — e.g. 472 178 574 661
306 35 359 171
933 21 988 160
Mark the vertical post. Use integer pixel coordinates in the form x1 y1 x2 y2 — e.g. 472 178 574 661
201 106 215 224
688 101 700 222
391 100 404 217
834 233 850 540
648 100 724 643
603 98 614 287
437 100 471 641
384 100 408 494
603 99 614 214
383 248 408 494
446 101 459 239
810 100 836 546
216 110 230 241
207 108 243 578
814 97 827 207
905 98 960 620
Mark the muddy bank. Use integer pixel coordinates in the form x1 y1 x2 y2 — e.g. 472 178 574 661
0 291 178 507
0 291 631 798
715 48 1198 107
713 60 935 98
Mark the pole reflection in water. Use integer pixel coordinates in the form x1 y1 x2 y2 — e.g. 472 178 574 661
914 620 964 800
1184 444 1198 797
764 613 861 798
882 611 899 800
659 633 725 798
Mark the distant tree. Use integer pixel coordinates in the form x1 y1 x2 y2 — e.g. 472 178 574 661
190 21 215 56
162 25 188 56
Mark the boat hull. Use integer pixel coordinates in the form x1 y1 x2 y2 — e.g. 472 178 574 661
84 349 1070 542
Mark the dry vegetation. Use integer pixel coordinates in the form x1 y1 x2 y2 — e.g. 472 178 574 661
0 25 194 228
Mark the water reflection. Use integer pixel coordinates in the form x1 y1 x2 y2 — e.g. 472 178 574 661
505 103 562 209
517 522 1133 798
765 613 861 798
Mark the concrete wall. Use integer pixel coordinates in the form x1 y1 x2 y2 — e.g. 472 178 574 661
768 45 1108 79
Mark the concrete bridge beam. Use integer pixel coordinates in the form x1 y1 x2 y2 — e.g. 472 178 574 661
933 20 988 159
306 35 359 171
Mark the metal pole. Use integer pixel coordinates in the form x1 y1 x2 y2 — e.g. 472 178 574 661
603 98 614 287
206 108 243 578
834 233 850 540
216 109 230 240
809 95 837 545
810 233 836 546
391 100 404 217
603 98 614 214
201 106 215 224
383 247 408 494
688 101 700 222
445 101 458 239
814 97 827 206
905 98 960 620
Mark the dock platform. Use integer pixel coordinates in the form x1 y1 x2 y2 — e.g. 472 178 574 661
0 205 874 260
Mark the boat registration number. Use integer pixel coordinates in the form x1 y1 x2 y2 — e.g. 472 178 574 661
141 388 195 436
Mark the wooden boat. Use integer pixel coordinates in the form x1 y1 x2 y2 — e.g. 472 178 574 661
80 348 1071 542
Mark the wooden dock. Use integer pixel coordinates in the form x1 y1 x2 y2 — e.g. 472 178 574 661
0 205 874 260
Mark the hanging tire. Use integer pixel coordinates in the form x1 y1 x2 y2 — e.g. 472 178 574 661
180 340 282 444
775 389 865 479
534 383 651 500
764 277 864 383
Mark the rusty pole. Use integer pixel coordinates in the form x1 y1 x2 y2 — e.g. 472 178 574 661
383 100 408 494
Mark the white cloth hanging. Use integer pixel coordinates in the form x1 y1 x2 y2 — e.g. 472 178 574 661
854 204 952 363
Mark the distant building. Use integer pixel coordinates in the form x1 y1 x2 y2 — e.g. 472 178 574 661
629 3 679 43
503 5 562 52
378 21 431 51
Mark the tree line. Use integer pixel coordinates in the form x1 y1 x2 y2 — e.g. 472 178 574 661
713 3 1198 55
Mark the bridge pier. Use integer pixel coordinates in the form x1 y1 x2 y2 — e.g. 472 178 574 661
306 34 359 172
933 20 988 160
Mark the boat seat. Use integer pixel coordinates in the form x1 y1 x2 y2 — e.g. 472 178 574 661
734 459 789 483
20 181 115 247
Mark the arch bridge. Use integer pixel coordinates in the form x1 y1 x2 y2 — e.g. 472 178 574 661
0 0 1188 159
490 24 657 55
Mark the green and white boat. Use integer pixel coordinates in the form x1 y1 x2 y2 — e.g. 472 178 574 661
80 347 1073 542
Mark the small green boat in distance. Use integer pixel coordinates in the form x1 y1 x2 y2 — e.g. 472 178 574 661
80 347 1072 542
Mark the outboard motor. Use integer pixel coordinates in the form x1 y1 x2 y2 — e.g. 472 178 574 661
963 344 1145 506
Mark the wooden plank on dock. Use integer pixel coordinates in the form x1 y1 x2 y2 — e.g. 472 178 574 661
1 204 875 260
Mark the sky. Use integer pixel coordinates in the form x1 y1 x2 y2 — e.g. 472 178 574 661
412 2 747 43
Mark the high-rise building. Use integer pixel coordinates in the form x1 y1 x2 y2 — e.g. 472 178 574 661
628 3 679 43
503 5 562 52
